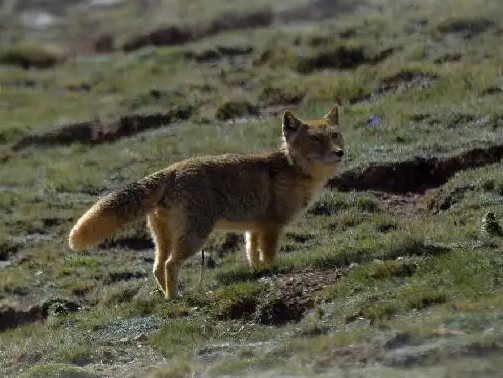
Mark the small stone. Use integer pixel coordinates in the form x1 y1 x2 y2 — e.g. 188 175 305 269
133 333 147 342
95 34 114 53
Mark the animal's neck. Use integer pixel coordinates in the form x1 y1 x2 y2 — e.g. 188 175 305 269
310 164 338 184
280 144 337 185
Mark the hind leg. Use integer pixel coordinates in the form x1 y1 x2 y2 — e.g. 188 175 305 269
147 213 172 296
165 233 210 300
245 231 260 268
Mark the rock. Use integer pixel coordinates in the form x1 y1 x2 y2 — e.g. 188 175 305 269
133 333 148 342
41 298 80 317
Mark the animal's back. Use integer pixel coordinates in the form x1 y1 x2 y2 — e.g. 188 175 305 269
158 151 291 223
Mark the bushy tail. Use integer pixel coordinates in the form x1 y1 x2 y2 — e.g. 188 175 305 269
68 174 166 251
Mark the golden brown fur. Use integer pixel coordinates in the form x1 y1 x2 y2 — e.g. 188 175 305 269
68 105 345 299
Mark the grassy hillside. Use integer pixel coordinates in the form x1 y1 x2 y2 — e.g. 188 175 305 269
1 0 503 377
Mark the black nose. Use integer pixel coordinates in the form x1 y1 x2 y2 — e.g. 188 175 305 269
335 150 344 157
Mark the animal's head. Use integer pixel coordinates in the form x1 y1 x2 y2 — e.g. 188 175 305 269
281 104 345 171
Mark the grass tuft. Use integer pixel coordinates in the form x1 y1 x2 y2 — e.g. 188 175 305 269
0 44 65 69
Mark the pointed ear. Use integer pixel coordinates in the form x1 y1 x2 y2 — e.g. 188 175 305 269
324 104 339 125
282 110 303 135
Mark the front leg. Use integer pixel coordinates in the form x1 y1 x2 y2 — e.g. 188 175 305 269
245 231 260 268
258 228 282 266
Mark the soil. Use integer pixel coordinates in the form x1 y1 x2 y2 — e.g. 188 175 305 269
11 108 192 150
328 143 503 194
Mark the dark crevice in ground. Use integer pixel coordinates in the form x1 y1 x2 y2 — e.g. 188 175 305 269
10 107 192 150
434 17 496 39
121 1 361 52
294 45 396 74
184 45 254 63
122 10 274 52
329 143 503 194
0 298 80 332
100 237 154 251
218 269 340 326
104 271 148 284
216 241 450 325
0 240 21 261
374 70 437 96
4 101 298 153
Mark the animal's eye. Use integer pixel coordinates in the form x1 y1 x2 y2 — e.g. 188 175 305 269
311 135 322 142
331 132 339 139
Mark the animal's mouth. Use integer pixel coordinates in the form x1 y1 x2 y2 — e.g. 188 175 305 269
307 153 344 166
324 150 345 164
323 156 343 164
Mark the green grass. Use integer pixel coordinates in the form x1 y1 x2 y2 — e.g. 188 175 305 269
213 281 264 319
21 363 102 378
0 44 65 69
2 0 503 376
150 318 210 358
147 362 192 378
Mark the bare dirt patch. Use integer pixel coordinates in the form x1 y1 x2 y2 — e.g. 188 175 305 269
215 269 340 325
375 70 437 95
371 192 426 216
422 185 475 213
256 269 339 326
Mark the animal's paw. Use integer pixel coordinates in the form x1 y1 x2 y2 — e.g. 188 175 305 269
165 292 183 301
150 288 165 297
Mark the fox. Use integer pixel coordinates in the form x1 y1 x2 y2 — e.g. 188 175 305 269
68 104 345 300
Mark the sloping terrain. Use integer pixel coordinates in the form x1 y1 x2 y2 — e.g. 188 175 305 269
2 0 503 377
